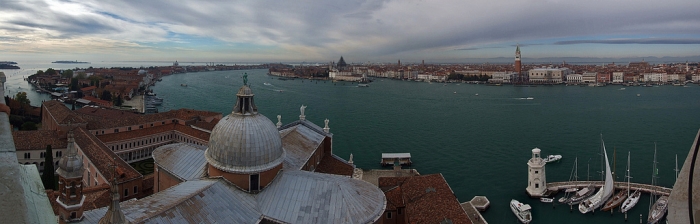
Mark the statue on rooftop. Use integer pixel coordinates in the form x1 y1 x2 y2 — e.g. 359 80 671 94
243 73 248 86
300 105 306 116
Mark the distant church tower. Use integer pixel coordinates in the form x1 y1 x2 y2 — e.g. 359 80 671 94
526 147 546 197
515 44 522 77
56 129 85 223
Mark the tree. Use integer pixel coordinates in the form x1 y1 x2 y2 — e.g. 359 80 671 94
41 145 55 190
35 70 44 76
101 90 112 101
114 95 123 107
61 70 74 79
45 68 56 76
70 78 79 91
20 122 37 130
15 92 30 106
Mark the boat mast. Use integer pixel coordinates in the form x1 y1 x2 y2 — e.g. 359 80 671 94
674 154 679 181
625 151 631 197
649 143 658 210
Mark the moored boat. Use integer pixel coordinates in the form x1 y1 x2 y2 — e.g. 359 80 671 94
647 145 668 224
540 198 553 203
510 199 532 224
601 190 627 211
579 137 614 214
568 185 595 205
543 155 562 163
620 151 640 213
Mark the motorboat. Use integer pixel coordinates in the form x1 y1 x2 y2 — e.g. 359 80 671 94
264 82 272 86
568 185 595 205
648 196 668 224
526 97 534 100
181 84 187 87
510 199 532 224
540 198 553 203
543 155 562 163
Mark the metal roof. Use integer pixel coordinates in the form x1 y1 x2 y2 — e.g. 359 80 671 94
80 170 386 224
75 98 91 104
81 179 262 223
382 153 412 159
281 125 326 170
258 170 386 223
205 112 285 174
18 165 57 224
153 143 208 181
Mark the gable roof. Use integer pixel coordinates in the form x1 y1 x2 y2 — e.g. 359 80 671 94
73 127 141 182
378 174 471 224
12 130 67 150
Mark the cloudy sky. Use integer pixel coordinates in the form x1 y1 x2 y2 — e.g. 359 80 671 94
1 0 699 63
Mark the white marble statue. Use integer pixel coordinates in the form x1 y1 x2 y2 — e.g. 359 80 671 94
300 105 306 116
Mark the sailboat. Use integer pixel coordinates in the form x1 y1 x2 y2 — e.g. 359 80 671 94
568 159 595 205
620 151 641 213
578 137 614 214
559 157 579 203
602 148 627 212
647 144 668 224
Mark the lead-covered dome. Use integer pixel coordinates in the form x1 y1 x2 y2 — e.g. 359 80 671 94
205 85 285 174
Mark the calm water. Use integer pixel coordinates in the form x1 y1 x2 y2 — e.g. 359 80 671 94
150 69 700 224
5 66 700 223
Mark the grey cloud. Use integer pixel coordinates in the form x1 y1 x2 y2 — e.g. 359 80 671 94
554 38 700 45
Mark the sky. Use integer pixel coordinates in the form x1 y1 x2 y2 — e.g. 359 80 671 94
1 0 699 64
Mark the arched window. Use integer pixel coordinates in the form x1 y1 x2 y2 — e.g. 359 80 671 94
70 182 77 196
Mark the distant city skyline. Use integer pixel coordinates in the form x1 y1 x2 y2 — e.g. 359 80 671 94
1 0 699 63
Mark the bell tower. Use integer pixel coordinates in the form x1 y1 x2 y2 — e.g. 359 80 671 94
515 44 522 78
56 129 85 223
526 147 546 197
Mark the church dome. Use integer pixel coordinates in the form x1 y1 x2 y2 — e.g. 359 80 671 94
205 84 285 174
57 130 83 179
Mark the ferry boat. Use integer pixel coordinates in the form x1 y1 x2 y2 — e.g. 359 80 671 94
543 155 562 163
358 74 370 87
510 199 532 224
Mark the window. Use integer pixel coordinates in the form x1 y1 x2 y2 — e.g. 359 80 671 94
398 208 402 215
40 152 45 158
535 171 538 174
56 151 62 157
128 127 131 131
124 188 129 197
101 130 104 134
114 129 119 133
161 121 165 125
387 212 392 219
134 186 138 194
535 183 539 188
70 212 77 219
24 153 30 159
139 125 143 129
150 123 153 127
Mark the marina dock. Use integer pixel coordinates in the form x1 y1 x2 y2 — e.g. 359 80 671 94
546 181 672 196
380 153 412 166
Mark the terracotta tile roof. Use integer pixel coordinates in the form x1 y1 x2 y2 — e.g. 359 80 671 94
73 127 142 182
43 100 86 124
74 107 220 130
12 130 67 151
174 124 210 141
383 186 404 210
82 96 113 107
47 185 111 215
315 154 354 176
192 120 216 131
378 174 471 224
80 86 97 92
95 123 209 143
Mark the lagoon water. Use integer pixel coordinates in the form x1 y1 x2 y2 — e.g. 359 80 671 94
4 66 700 223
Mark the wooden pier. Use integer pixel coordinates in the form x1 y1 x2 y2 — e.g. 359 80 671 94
546 181 672 196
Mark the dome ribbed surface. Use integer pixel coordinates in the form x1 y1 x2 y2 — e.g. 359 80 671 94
205 85 285 174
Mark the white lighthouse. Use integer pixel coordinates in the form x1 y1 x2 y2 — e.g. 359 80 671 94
526 147 547 197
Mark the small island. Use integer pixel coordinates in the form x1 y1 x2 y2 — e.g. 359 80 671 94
52 60 90 64
0 61 20 69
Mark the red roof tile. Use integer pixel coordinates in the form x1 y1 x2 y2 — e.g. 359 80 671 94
12 130 67 150
315 154 354 176
73 127 141 182
378 174 471 224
